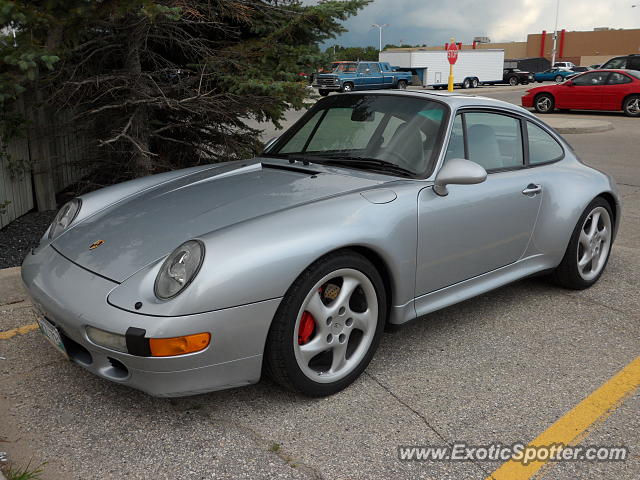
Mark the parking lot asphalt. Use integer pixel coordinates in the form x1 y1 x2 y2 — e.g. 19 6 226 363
1 83 638 480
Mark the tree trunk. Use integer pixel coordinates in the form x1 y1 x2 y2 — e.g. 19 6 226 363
125 19 153 178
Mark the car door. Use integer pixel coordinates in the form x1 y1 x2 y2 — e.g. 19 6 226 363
602 72 634 110
415 111 543 298
355 63 370 89
560 71 609 109
367 63 384 88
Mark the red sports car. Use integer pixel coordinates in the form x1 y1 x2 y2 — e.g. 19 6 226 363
522 69 640 117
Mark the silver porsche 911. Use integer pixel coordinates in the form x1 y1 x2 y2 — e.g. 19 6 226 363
22 91 620 397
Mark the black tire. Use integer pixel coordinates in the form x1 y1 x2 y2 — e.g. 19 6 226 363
509 76 518 86
341 82 354 93
537 80 543 83
622 95 640 117
318 89 330 97
534 93 555 113
551 197 614 290
555 75 564 83
471 78 479 88
264 250 387 396
397 80 407 90
462 78 471 89
433 85 442 90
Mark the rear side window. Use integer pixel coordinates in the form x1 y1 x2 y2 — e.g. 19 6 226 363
370 64 381 73
527 122 563 165
608 73 632 85
572 72 609 86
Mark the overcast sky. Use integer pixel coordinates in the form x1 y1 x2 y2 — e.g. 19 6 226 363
310 0 640 47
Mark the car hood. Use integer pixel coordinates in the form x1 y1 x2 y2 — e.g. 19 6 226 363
53 160 385 282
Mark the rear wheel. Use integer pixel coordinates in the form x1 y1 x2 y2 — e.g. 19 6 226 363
462 78 471 89
555 75 564 83
264 250 387 396
551 198 613 289
622 95 640 117
534 93 555 113
509 76 518 86
341 82 354 93
471 78 479 88
318 89 330 97
397 80 407 90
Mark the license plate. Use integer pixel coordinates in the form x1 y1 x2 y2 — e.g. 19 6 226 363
37 317 69 360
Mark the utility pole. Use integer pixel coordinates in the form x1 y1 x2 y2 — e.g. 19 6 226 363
551 0 561 66
371 24 389 51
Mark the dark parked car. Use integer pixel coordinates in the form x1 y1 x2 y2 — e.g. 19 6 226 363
600 54 640 71
502 68 535 85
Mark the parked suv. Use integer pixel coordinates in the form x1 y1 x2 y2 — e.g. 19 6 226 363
600 55 640 71
553 61 576 71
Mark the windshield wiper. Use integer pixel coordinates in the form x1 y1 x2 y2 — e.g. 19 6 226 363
319 156 415 178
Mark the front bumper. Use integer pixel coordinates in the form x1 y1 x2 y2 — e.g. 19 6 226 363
521 94 534 108
313 83 341 90
21 246 282 397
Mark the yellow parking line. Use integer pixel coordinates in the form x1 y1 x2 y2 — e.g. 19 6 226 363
487 356 640 480
0 323 39 340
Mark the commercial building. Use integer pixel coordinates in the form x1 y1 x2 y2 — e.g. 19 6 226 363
384 27 640 68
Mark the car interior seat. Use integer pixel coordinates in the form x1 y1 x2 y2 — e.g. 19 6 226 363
467 124 503 170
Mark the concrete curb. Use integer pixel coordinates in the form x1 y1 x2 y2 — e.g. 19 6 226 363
543 117 614 134
0 468 8 480
0 266 25 306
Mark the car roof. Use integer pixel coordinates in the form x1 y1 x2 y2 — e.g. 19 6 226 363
341 90 535 117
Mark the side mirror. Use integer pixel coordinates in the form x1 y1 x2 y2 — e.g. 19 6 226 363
365 68 371 74
433 158 487 197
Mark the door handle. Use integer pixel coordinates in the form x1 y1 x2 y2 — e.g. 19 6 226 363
522 184 542 196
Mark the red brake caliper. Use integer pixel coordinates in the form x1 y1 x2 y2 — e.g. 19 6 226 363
298 311 316 345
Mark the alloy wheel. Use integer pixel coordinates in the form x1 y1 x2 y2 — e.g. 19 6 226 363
625 97 640 116
536 95 552 112
576 206 612 282
293 268 378 383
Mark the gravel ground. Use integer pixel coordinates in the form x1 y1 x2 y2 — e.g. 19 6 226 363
0 211 56 269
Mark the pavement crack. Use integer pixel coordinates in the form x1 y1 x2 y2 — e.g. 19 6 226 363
365 371 494 478
206 413 325 480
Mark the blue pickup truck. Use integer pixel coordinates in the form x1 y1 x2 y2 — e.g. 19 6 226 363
312 61 413 95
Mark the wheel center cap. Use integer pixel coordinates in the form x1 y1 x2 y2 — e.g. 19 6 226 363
331 321 343 334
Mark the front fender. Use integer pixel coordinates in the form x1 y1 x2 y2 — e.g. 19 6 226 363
107 185 421 318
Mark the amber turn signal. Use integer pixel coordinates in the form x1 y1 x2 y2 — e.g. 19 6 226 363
149 332 211 357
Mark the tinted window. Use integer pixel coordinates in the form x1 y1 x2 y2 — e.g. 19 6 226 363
608 73 632 85
572 72 609 86
464 113 523 170
272 95 448 175
527 122 563 164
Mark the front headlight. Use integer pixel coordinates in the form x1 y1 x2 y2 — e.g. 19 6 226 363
48 198 82 239
154 240 205 299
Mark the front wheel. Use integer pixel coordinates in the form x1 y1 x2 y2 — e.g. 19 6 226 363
462 78 471 89
264 250 387 396
623 95 640 117
341 82 354 93
551 198 613 289
471 78 479 88
509 76 518 86
534 93 555 113
397 80 407 90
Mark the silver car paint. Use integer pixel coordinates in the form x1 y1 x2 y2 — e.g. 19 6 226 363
21 91 621 396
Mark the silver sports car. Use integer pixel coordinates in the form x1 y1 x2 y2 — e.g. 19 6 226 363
22 91 620 397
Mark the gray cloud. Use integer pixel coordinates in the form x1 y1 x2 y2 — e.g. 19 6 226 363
311 0 640 47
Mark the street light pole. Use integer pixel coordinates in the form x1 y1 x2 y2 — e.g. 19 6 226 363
551 0 561 66
371 24 389 51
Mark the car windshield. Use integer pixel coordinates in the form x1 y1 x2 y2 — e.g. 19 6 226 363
334 63 358 73
601 57 627 69
267 94 449 177
626 70 640 80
